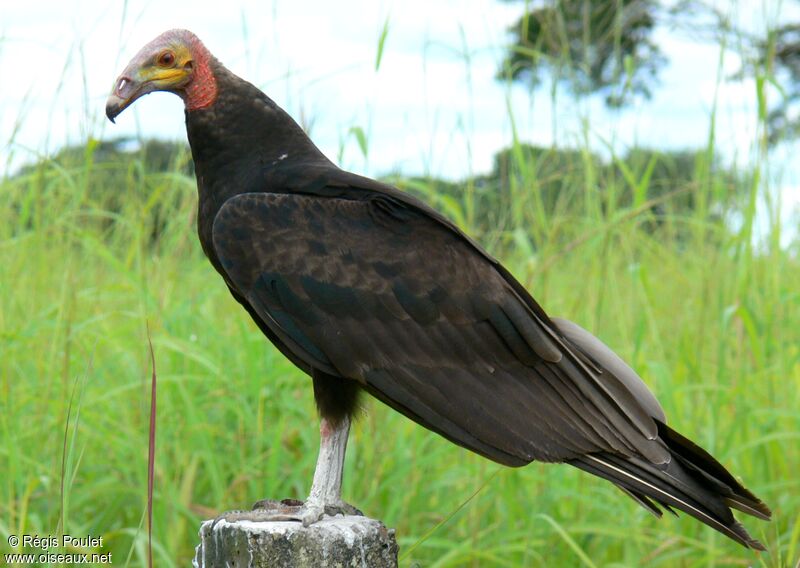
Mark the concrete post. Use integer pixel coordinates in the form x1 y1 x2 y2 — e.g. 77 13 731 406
193 514 398 568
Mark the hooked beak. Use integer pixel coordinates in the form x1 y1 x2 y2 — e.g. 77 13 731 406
106 76 136 123
106 72 157 123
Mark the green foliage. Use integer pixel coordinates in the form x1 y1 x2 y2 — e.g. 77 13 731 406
12 138 748 254
1 127 796 566
761 21 800 143
376 16 391 72
7 138 194 246
498 0 665 106
397 144 749 253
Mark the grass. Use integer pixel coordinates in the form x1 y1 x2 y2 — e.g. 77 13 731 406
1 133 798 568
2 15 800 568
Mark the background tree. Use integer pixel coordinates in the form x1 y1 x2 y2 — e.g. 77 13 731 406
498 0 666 106
10 138 194 244
395 142 747 254
761 21 800 143
499 0 800 143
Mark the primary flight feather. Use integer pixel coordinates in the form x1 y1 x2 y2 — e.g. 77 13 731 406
107 29 771 549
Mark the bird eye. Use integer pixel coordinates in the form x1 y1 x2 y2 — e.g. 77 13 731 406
157 51 175 67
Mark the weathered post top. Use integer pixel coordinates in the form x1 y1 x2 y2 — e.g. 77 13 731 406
193 515 398 568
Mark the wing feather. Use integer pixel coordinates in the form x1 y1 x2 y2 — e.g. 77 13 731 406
211 190 667 466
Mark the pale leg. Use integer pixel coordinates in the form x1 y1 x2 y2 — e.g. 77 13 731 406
214 415 360 527
303 416 350 521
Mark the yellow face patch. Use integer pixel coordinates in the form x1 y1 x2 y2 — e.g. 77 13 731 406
138 44 194 89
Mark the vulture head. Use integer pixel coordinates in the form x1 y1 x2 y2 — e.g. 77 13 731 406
106 29 217 122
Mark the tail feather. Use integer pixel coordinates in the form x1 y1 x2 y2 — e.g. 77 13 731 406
614 485 664 518
657 422 771 521
570 422 771 551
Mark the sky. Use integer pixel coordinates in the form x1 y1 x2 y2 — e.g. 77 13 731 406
1 0 798 240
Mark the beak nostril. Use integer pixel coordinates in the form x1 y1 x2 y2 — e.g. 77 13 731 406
116 77 130 95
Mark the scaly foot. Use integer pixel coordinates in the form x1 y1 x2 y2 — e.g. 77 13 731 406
211 498 363 529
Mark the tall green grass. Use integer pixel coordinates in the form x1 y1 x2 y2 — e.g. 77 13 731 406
2 21 799 568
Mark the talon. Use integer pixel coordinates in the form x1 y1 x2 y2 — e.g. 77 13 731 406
252 498 286 510
301 510 321 527
210 509 247 530
317 501 364 520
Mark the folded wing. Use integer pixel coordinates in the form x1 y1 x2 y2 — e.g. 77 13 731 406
211 189 668 466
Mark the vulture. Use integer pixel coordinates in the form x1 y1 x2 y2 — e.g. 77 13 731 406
106 29 771 549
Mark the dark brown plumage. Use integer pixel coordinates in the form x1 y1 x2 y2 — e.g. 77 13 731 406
107 29 771 549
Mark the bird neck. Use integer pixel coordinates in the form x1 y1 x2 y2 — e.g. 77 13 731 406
187 73 327 195
183 37 218 111
184 66 332 244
